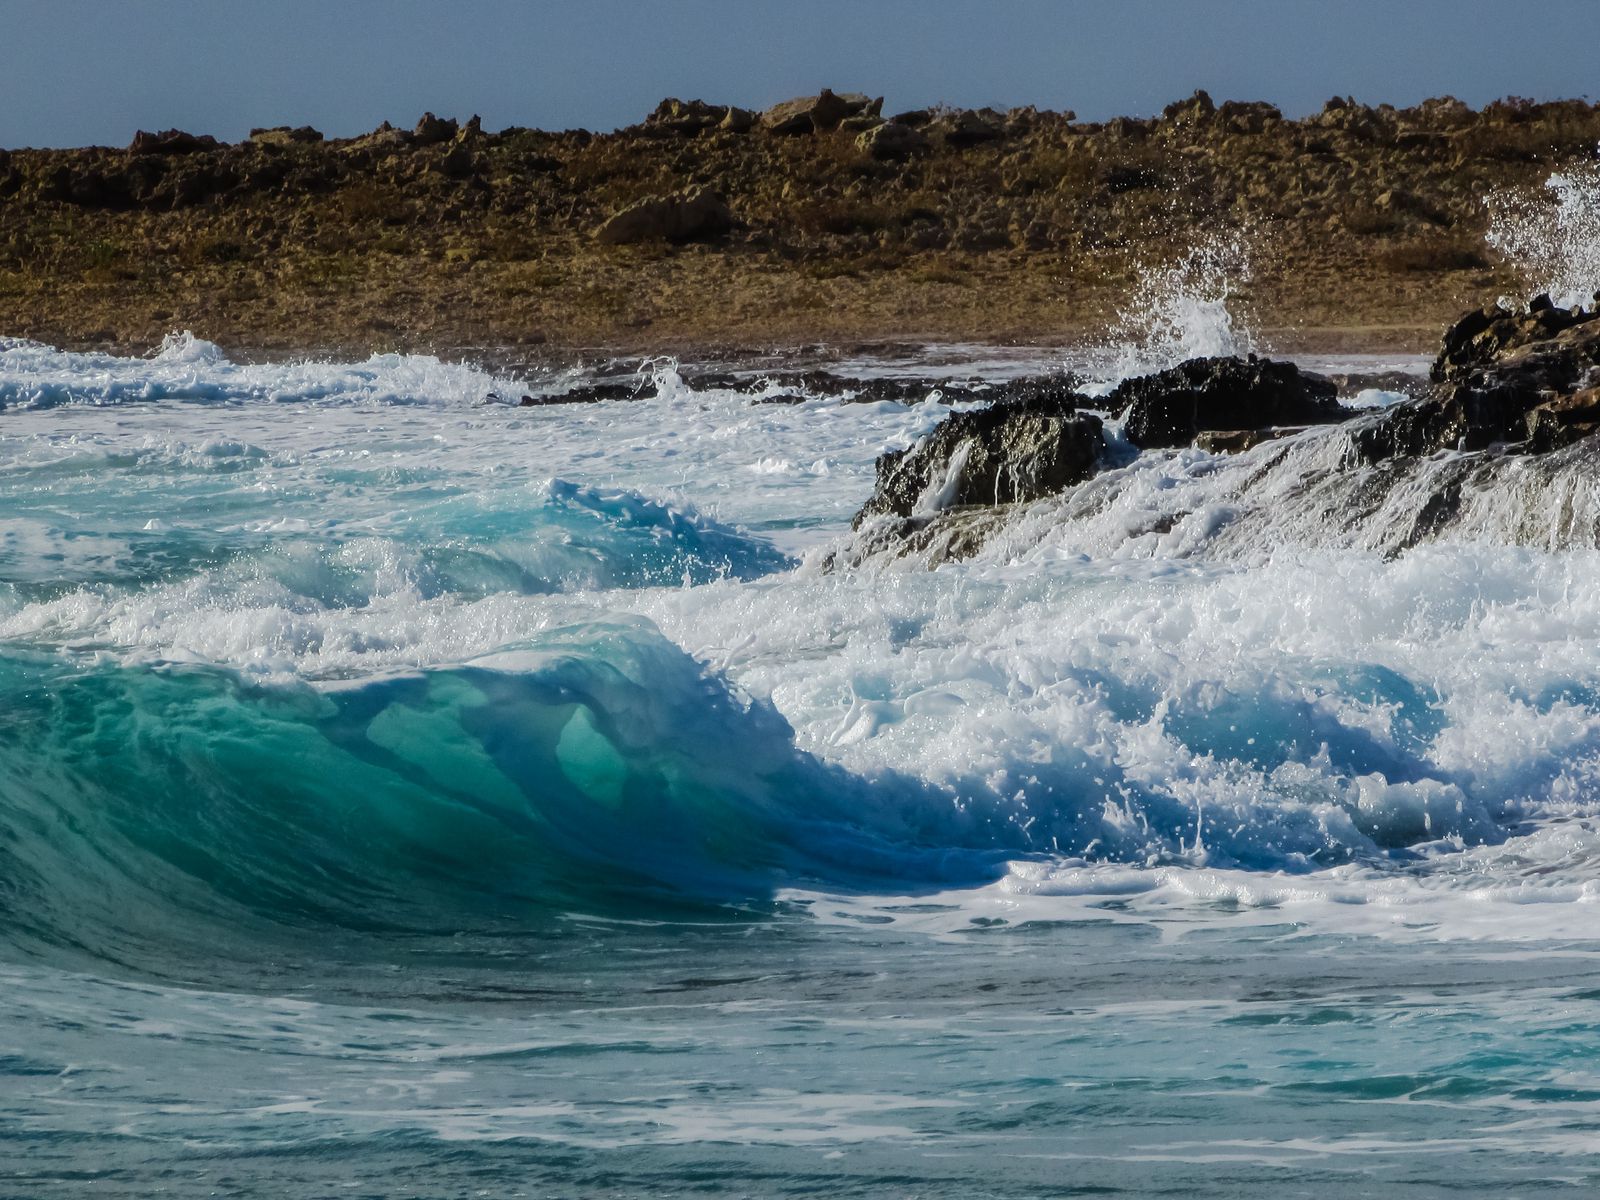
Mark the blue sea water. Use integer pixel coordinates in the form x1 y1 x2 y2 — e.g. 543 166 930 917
6 331 1600 1197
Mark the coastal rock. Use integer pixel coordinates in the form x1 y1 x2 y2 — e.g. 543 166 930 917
1356 298 1600 458
1106 356 1347 448
412 112 458 146
761 90 877 135
1431 296 1600 383
1216 100 1282 135
594 188 734 244
856 120 930 161
344 121 410 151
933 109 1004 147
128 129 220 156
837 353 1364 566
855 385 1100 525
1161 90 1216 126
248 126 323 145
642 98 756 137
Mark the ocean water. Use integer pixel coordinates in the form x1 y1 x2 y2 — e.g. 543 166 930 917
6 319 1600 1198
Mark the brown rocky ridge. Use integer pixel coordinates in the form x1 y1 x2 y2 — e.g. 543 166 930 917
1 90 1597 359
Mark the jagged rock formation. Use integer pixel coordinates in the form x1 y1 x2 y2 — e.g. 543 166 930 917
1356 298 1600 459
1105 357 1344 448
837 298 1600 567
856 388 1100 521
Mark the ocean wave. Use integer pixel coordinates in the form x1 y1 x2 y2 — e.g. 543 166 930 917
0 475 790 628
0 331 528 410
0 599 1578 973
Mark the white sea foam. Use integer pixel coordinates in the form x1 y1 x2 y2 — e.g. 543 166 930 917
0 333 528 410
1487 158 1600 309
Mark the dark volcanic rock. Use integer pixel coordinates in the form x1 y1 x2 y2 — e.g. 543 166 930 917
519 382 643 405
855 390 1101 526
834 306 1600 568
514 369 1081 409
1355 299 1600 459
128 129 220 156
1106 356 1347 448
1432 296 1600 384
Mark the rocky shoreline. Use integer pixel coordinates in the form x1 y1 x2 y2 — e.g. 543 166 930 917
831 295 1600 567
2 91 1598 357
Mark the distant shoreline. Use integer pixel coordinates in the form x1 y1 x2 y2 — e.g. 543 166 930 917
1 91 1591 360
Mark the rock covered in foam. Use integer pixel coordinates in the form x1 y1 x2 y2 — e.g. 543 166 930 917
833 299 1600 570
839 356 1354 564
854 383 1101 527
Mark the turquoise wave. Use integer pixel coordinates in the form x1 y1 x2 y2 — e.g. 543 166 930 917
0 615 1536 978
0 622 1003 973
0 477 792 608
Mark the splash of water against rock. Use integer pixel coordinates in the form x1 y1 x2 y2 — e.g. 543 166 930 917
1487 158 1600 310
1085 232 1258 390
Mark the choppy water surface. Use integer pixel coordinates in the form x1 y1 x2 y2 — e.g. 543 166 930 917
6 330 1600 1198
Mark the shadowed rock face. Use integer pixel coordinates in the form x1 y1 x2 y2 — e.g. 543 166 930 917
826 390 1103 572
1356 299 1600 459
857 392 1094 528
837 300 1600 567
1432 295 1600 383
847 356 1354 551
854 388 1099 526
1106 356 1346 448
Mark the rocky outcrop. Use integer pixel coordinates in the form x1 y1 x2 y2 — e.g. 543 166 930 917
1106 356 1346 448
594 188 734 245
641 98 756 137
248 125 323 146
10 93 1600 351
1432 294 1600 383
128 129 220 156
1354 298 1600 459
762 90 880 135
835 298 1600 568
857 121 930 161
853 388 1102 537
411 113 458 146
932 110 1004 147
840 354 1357 563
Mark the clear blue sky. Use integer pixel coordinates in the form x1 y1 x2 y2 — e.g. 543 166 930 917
2 0 1596 148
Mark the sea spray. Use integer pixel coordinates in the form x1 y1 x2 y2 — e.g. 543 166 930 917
1085 230 1258 389
1487 156 1600 308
